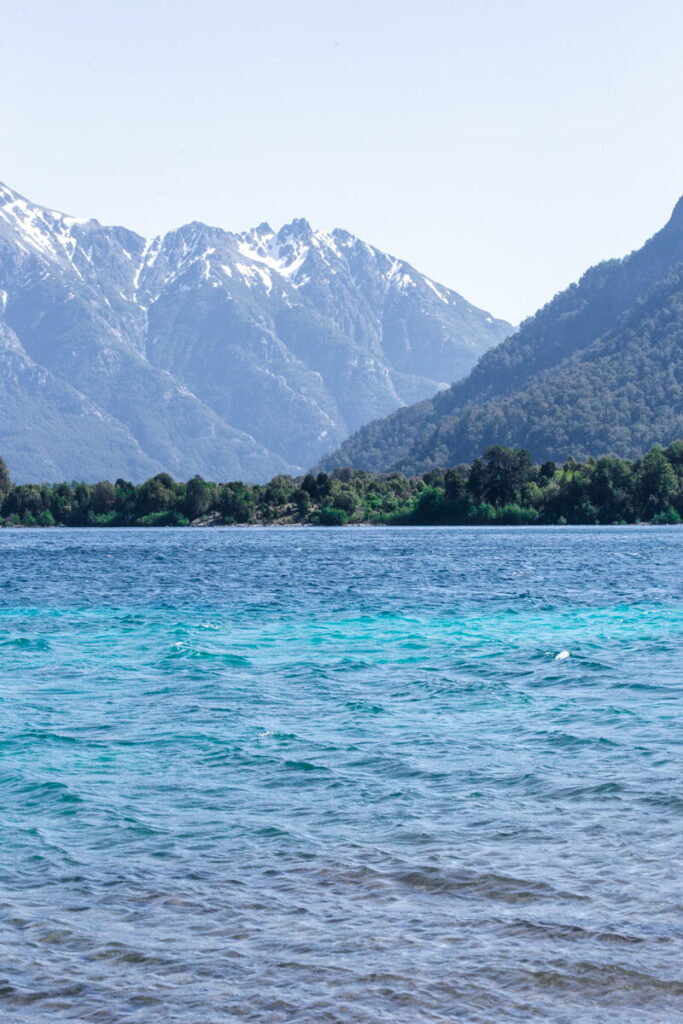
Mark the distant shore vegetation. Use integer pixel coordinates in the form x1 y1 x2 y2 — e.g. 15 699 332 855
1 443 682 528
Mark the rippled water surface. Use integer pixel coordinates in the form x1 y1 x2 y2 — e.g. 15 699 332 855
1 526 682 1023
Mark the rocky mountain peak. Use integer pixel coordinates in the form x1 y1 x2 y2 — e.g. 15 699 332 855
279 217 313 242
0 182 511 483
667 195 683 228
0 182 18 205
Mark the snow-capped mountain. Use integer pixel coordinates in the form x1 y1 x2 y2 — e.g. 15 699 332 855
0 182 511 481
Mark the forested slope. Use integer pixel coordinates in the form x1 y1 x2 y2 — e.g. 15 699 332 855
319 198 683 473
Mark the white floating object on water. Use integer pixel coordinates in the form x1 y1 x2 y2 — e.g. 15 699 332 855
555 650 570 661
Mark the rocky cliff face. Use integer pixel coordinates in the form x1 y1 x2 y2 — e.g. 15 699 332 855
0 183 510 481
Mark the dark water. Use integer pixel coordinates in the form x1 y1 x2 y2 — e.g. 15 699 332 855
0 526 682 1023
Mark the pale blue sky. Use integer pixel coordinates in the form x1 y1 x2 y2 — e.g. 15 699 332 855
1 0 681 323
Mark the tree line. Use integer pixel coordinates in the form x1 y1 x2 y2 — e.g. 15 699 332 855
0 442 682 528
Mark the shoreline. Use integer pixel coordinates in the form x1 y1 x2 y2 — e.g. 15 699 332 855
1 520 678 530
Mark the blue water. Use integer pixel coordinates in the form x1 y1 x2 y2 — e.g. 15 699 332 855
0 526 682 1023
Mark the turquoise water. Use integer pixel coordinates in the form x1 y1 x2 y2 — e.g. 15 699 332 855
0 526 682 1023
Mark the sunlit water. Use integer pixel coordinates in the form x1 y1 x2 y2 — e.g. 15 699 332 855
0 526 682 1023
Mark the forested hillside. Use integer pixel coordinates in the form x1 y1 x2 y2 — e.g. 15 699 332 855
319 198 683 473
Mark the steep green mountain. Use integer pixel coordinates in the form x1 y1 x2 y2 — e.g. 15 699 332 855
0 183 510 482
319 198 683 474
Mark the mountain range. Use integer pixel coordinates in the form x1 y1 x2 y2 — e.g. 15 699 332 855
0 183 510 482
320 197 683 474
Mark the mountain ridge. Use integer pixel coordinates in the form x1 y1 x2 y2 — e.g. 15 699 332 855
0 182 511 481
318 196 683 474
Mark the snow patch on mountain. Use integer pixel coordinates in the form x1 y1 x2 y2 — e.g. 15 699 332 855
0 180 512 482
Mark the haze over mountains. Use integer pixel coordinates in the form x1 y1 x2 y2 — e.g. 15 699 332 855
0 183 510 482
320 197 683 475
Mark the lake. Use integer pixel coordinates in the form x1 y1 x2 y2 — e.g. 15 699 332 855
0 526 682 1022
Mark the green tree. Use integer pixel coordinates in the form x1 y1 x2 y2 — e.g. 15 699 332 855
264 476 290 506
65 483 93 525
301 473 319 499
332 490 359 516
444 468 466 502
219 483 253 523
552 474 599 524
636 446 677 520
467 458 487 503
0 456 11 500
92 480 117 515
664 440 683 474
412 486 446 524
293 488 311 517
538 460 556 483
588 457 633 523
316 472 331 497
137 475 177 517
483 445 532 506
184 475 212 520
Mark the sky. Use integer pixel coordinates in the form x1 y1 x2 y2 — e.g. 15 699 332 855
0 0 682 324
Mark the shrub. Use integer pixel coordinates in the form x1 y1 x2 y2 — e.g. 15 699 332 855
496 503 539 525
315 506 348 526
652 507 681 524
332 491 358 515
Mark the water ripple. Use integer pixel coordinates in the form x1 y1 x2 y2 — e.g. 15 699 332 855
0 526 681 1022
